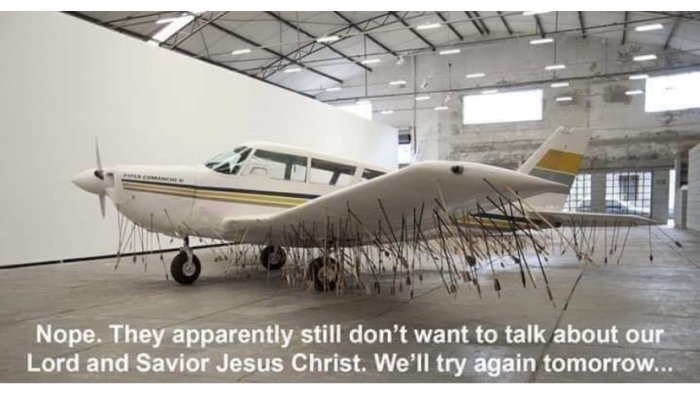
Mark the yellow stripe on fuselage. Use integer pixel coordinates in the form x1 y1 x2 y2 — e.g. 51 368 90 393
122 181 308 208
535 149 583 175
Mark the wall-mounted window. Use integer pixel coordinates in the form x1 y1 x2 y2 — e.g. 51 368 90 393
645 71 700 112
605 171 652 217
462 89 543 125
309 159 356 186
563 173 592 212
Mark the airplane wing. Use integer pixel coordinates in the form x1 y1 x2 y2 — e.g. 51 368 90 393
222 161 569 245
528 210 656 227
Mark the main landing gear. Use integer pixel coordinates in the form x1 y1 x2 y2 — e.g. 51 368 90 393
260 245 287 270
171 237 201 285
258 246 338 292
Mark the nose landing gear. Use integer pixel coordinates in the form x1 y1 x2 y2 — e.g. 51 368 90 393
171 237 201 285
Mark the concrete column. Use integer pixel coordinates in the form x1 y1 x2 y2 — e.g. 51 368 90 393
590 172 607 213
651 169 670 224
686 145 700 231
674 153 687 228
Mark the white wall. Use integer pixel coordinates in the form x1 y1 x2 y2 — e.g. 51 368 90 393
0 12 397 266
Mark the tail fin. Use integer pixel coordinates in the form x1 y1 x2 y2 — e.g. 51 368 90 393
518 126 592 211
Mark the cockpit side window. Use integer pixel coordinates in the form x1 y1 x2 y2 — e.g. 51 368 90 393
309 159 357 186
248 149 308 182
205 146 251 175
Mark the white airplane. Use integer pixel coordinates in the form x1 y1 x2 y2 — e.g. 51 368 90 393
72 127 653 288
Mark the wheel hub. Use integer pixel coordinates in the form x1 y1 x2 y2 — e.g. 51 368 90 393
182 260 196 276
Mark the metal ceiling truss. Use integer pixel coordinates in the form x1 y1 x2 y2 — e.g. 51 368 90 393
200 16 345 84
471 12 491 35
534 14 546 38
464 11 485 36
258 12 400 79
67 11 693 100
496 11 513 35
333 11 399 57
389 11 436 51
264 11 371 72
436 12 463 41
578 11 587 38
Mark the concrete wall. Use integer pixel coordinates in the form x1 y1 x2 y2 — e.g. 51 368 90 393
687 144 700 231
0 12 397 266
322 35 700 171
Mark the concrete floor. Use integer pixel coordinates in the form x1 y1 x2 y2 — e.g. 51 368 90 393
1 227 699 382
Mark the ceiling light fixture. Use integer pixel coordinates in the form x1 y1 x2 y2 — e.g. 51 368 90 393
434 106 449 111
416 23 441 30
530 38 554 45
625 90 644 96
550 82 569 88
545 64 566 71
361 58 381 65
415 95 431 101
231 48 251 55
481 89 498 94
523 11 550 16
439 49 461 55
556 96 573 102
380 110 394 114
284 67 302 73
633 54 657 62
466 72 486 78
635 23 664 32
389 80 407 86
325 87 342 92
316 35 340 43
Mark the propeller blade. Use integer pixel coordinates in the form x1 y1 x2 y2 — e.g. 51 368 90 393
95 138 104 180
99 193 106 218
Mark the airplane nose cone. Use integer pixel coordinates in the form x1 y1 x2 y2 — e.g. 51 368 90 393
71 169 104 194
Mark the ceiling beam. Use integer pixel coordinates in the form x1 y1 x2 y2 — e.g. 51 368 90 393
207 20 344 83
472 11 490 35
257 12 395 79
436 12 463 41
389 11 436 51
323 62 700 103
333 11 399 57
464 11 485 35
621 11 629 45
265 11 371 72
664 18 681 50
578 11 587 38
496 11 513 35
168 12 227 49
534 15 546 38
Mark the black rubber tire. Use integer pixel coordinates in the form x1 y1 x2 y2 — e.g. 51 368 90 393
170 251 201 285
260 245 287 270
309 256 338 292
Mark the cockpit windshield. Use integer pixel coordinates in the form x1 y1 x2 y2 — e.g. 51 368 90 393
204 146 251 175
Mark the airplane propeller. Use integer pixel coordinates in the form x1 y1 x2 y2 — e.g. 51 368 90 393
94 138 105 180
95 139 106 218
